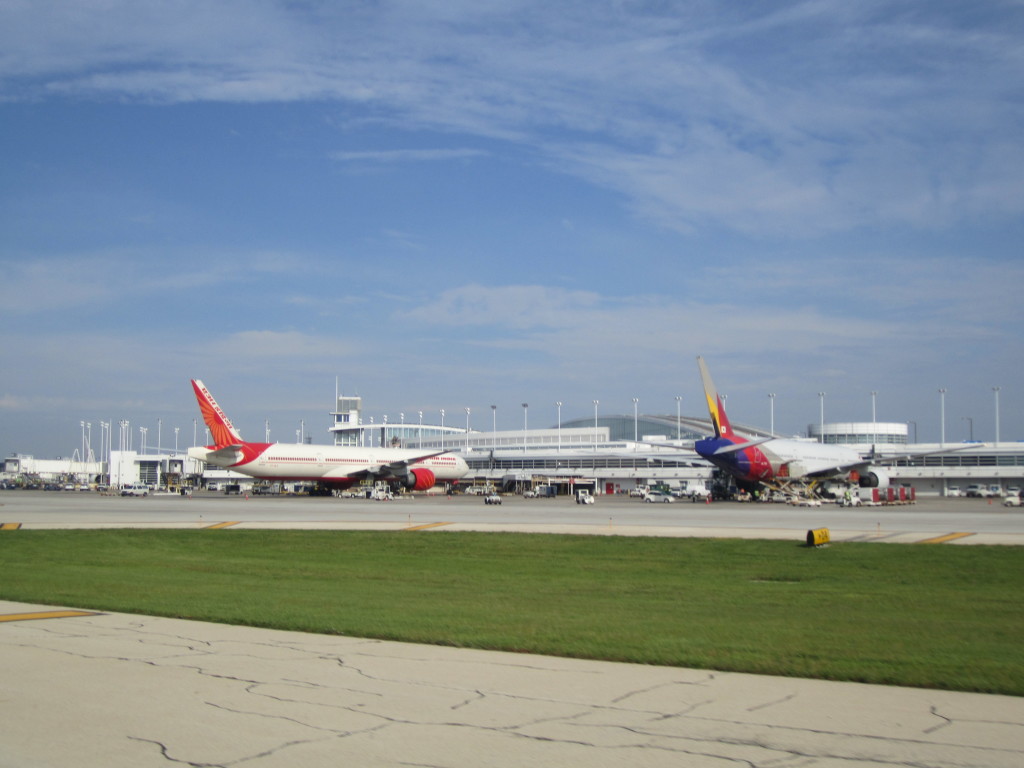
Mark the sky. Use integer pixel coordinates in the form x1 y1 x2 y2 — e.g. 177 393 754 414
2 0 1023 458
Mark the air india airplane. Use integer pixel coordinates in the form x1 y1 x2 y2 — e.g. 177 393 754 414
694 357 954 496
187 380 468 492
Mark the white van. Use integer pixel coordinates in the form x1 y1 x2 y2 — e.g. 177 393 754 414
120 484 149 497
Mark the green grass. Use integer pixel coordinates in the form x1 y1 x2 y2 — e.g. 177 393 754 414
1 530 1022 695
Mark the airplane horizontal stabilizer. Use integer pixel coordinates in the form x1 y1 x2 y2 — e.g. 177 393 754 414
712 437 773 456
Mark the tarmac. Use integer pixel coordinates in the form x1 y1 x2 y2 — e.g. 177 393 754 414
2 599 1023 768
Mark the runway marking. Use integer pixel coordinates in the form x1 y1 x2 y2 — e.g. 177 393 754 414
1 523 22 530
0 610 98 623
404 522 453 532
204 521 241 529
918 532 974 544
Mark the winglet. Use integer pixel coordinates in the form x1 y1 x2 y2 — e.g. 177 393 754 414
191 380 243 448
697 356 734 438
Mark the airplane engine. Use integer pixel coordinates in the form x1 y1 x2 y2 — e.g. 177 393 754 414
858 469 889 488
401 468 436 491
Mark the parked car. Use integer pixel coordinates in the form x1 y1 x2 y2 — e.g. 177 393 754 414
1003 494 1022 507
965 484 997 498
120 483 149 497
644 492 674 503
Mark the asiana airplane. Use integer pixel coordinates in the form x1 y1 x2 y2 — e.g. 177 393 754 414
187 380 468 492
694 356 957 496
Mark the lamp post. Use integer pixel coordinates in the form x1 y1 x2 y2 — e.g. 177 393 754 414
938 388 947 447
592 400 599 452
768 393 775 436
465 407 471 451
818 392 826 443
675 396 682 440
491 405 497 452
440 409 445 450
870 391 877 446
908 420 917 444
962 416 974 442
174 427 180 453
522 403 528 450
993 386 1001 446
632 397 639 447
556 401 562 452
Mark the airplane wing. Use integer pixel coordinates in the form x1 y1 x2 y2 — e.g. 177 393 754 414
327 450 452 481
798 444 971 480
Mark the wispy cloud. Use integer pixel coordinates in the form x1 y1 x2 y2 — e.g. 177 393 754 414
330 149 488 164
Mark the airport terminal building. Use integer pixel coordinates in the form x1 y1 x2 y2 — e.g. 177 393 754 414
4 392 1023 497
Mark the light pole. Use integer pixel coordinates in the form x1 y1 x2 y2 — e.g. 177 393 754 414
174 427 179 453
522 403 528 450
818 392 826 443
908 420 917 444
465 407 471 451
592 400 599 452
871 391 877 446
632 397 639 446
993 386 1001 446
938 388 947 447
265 419 270 443
440 409 445 450
675 396 682 440
157 418 162 454
962 416 974 442
491 405 497 452
768 393 775 436
556 401 562 452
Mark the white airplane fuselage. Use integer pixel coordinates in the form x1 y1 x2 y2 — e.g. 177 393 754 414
188 442 468 486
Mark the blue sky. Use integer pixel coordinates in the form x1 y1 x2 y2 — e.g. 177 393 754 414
2 1 1022 458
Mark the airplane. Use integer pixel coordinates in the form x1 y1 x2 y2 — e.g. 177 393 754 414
186 379 468 492
693 356 955 497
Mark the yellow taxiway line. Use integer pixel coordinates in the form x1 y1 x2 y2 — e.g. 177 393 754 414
1 522 22 530
917 532 974 544
0 610 99 623
204 521 241 529
404 522 453 532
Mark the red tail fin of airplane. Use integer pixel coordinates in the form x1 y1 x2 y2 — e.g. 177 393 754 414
697 356 734 439
191 380 244 448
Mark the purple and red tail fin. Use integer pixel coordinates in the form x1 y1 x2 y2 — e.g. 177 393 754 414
191 380 244 448
697 356 734 439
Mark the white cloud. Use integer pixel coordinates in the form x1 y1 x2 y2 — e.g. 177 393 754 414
330 149 488 164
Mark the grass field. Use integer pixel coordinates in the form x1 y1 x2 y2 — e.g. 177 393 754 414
1 529 1021 695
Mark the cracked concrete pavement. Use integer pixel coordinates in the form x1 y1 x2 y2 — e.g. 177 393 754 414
1 601 1022 767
